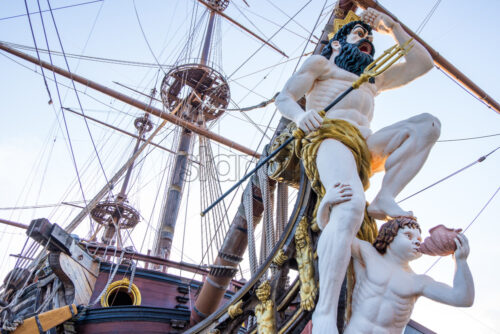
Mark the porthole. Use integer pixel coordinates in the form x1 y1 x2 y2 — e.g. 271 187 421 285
101 278 141 307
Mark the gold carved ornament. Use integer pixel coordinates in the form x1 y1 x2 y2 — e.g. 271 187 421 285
272 249 288 267
254 280 276 334
267 122 301 189
294 217 317 311
228 300 243 319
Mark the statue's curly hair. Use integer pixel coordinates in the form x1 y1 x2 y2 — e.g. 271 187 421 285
373 217 420 254
321 20 373 60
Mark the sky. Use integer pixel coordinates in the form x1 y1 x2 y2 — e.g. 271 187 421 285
0 0 499 333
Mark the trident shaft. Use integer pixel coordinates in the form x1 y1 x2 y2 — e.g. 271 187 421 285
201 39 414 216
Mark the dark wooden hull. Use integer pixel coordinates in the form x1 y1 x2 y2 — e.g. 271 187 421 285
76 263 239 333
76 306 189 333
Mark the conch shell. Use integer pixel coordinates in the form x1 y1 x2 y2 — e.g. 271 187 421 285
418 224 462 256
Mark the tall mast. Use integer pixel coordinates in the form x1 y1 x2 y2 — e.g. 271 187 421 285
91 95 155 246
154 1 231 259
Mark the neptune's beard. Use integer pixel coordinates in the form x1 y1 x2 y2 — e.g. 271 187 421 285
334 39 374 76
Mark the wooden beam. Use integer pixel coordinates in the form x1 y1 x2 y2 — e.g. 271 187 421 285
355 0 500 114
86 244 207 274
84 244 243 288
0 42 261 158
196 0 288 58
0 218 29 230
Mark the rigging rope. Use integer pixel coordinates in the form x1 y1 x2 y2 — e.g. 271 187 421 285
90 249 124 305
412 0 496 112
243 184 258 274
292 0 327 74
1 41 174 68
398 146 500 204
201 92 279 113
68 0 105 74
41 0 114 224
0 0 338 290
264 0 313 36
23 0 52 103
0 0 103 21
198 135 237 266
232 1 270 42
168 3 207 67
227 0 313 79
206 138 233 253
436 66 495 112
276 182 288 243
1 238 50 322
0 13 98 275
438 133 500 142
45 0 111 188
230 54 306 82
0 119 58 271
240 6 314 42
31 119 57 219
415 0 442 35
132 0 168 75
257 166 274 264
179 0 332 293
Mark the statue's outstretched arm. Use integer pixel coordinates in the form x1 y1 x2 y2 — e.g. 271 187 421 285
420 234 474 307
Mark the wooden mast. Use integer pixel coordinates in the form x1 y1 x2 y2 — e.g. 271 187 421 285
154 8 218 259
0 218 29 230
95 108 153 246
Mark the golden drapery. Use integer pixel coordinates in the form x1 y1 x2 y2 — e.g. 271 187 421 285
294 117 377 241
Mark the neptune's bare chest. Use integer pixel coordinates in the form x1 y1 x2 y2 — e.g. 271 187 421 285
305 66 376 113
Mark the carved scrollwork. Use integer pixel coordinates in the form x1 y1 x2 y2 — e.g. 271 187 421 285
295 217 317 311
254 280 276 334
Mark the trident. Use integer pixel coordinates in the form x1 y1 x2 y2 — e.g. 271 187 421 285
201 39 414 216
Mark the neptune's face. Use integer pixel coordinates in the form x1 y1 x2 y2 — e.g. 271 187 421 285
345 24 374 55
